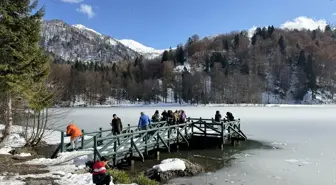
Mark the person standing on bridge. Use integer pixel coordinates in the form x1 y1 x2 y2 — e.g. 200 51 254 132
110 114 123 135
225 112 235 122
138 112 151 130
66 123 82 151
138 112 151 141
151 110 160 122
215 111 222 122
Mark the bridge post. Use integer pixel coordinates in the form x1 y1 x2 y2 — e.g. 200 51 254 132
113 139 117 166
191 120 194 137
60 131 64 153
81 129 84 149
97 127 103 146
127 124 130 133
167 125 171 147
220 122 224 150
130 130 134 158
144 129 148 155
93 136 97 162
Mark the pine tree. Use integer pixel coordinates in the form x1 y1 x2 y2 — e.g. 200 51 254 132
161 50 169 62
0 0 50 137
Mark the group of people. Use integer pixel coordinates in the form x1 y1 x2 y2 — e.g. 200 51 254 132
152 109 187 124
214 111 235 122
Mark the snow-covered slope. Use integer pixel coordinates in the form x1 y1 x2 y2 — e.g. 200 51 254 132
72 23 164 58
118 39 164 59
73 24 102 36
40 20 165 62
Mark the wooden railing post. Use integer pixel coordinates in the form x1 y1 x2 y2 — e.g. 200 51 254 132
220 122 224 149
167 125 171 147
191 120 194 136
98 127 103 146
145 127 148 155
113 139 117 166
81 129 85 149
60 131 64 153
127 124 130 133
130 130 134 158
93 136 97 162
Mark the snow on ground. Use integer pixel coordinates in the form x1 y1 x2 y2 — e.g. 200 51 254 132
153 158 186 172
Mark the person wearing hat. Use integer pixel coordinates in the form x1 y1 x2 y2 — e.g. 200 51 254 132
92 156 112 185
110 114 123 135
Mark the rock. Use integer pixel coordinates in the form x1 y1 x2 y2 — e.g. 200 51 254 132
144 159 204 182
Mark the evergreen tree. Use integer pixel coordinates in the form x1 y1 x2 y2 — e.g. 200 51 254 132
251 34 257 45
161 50 169 62
0 0 50 137
175 45 185 65
278 36 286 54
168 47 174 61
325 25 332 32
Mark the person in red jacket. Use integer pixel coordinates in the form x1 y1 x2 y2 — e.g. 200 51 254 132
92 156 111 185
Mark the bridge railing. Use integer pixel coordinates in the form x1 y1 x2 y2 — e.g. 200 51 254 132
92 122 194 163
59 120 168 152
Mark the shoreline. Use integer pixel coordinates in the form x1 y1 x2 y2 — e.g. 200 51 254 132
0 137 277 185
52 103 336 109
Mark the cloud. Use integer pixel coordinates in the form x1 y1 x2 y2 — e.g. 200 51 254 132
76 4 95 19
60 0 83 3
247 16 328 38
280 16 327 31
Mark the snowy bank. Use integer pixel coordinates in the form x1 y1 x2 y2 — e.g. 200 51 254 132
145 158 203 182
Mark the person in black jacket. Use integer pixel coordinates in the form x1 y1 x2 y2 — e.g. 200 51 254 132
161 110 168 121
110 114 123 135
215 111 222 122
226 112 235 122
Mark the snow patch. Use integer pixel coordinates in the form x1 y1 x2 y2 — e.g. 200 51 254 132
73 24 101 36
118 39 164 58
0 146 13 155
24 150 93 165
15 153 31 157
153 158 186 172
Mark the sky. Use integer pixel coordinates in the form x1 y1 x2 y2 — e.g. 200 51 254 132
38 0 336 49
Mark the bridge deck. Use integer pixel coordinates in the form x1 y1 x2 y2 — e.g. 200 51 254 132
55 117 247 165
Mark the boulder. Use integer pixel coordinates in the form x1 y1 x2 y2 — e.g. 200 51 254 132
144 158 204 182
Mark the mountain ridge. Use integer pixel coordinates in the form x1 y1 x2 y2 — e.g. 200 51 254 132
40 19 165 63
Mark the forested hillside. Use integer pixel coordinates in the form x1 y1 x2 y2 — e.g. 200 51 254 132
50 25 336 106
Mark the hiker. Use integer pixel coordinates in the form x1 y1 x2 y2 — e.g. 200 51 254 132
152 110 160 122
167 110 174 125
161 110 168 121
173 110 179 124
138 112 151 141
179 110 187 123
91 156 112 185
66 123 82 151
226 112 235 122
110 114 123 135
215 111 222 122
138 112 151 130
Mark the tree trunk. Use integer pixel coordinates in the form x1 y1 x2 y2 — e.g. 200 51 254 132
4 96 13 136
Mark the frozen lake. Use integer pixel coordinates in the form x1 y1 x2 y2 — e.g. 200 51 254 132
55 106 336 185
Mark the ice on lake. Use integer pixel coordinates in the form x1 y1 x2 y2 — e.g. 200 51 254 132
54 105 336 185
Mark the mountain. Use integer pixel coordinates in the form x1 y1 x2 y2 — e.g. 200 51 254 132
40 20 164 63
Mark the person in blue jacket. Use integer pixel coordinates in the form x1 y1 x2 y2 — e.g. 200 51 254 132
138 112 151 130
138 112 151 141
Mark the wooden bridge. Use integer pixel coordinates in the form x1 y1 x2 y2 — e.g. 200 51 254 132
55 117 247 165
